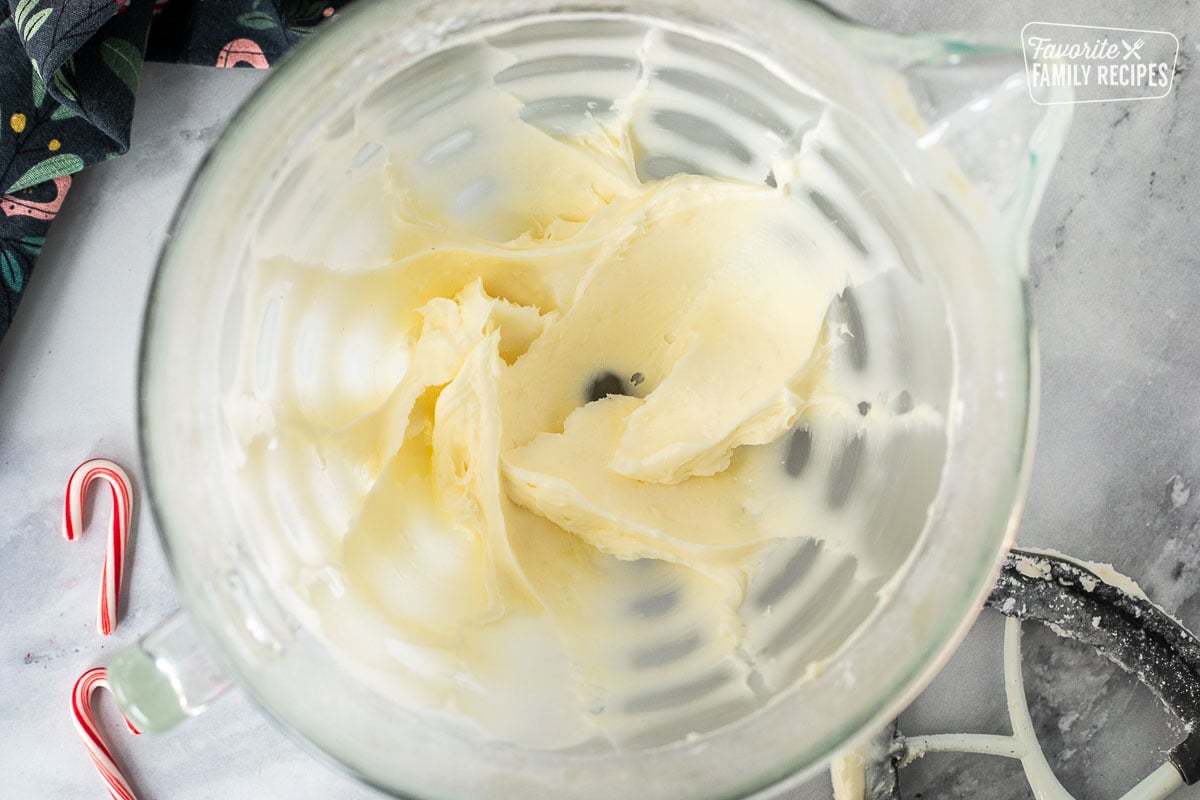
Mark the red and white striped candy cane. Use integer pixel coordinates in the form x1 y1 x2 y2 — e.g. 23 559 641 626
63 458 134 636
72 667 141 800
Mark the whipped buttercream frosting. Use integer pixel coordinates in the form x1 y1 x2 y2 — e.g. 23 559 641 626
221 25 946 750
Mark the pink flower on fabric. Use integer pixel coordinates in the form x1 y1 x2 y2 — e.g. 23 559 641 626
0 175 72 221
215 38 270 69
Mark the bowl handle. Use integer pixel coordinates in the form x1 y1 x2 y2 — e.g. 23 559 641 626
107 610 233 733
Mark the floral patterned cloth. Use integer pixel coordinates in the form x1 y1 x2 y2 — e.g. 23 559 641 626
0 0 350 340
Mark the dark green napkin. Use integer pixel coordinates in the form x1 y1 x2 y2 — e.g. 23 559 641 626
0 0 351 339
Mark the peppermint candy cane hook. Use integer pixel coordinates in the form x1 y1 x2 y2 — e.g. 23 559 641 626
72 667 141 800
63 459 134 635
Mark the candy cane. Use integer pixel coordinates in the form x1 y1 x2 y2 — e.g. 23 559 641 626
63 459 134 636
72 667 141 800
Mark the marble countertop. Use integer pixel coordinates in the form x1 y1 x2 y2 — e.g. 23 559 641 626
1 2 1197 798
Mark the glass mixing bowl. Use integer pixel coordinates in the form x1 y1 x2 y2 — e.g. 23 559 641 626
128 1 1071 797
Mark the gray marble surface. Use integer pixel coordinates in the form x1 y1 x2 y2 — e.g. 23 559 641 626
1 2 1197 798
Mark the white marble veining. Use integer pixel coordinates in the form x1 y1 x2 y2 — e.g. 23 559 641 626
1 1 1198 796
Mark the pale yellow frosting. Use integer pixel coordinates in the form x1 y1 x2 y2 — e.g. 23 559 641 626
223 71 940 748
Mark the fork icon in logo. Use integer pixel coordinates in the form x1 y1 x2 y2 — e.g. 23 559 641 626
1122 38 1146 59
